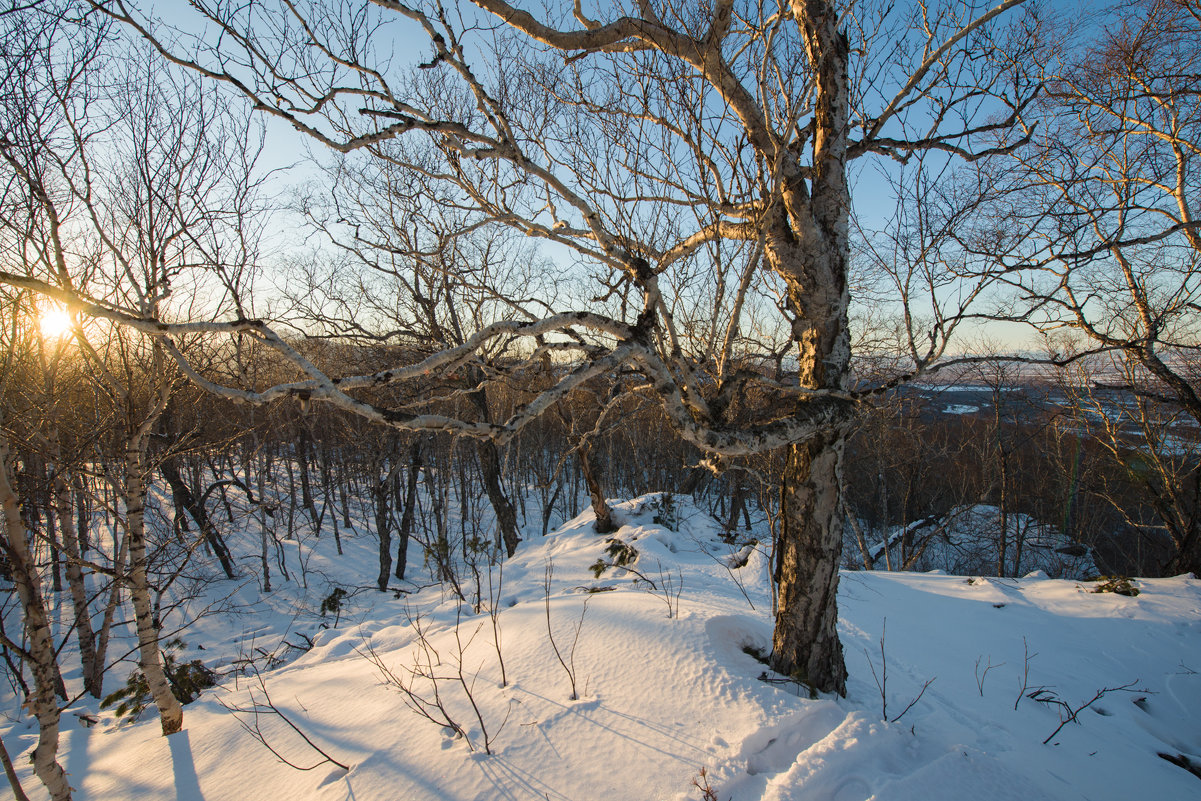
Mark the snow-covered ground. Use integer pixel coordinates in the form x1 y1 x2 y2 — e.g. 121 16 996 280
862 504 1099 579
4 495 1200 800
941 404 980 415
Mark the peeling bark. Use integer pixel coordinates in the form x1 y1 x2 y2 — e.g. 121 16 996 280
762 0 854 696
773 431 848 695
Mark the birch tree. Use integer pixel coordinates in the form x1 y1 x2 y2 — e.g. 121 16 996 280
0 7 266 732
0 299 73 800
973 0 1201 573
46 0 1044 695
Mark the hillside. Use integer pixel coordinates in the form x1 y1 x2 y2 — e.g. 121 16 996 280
3 495 1200 800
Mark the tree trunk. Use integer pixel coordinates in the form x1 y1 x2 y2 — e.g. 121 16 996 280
468 388 521 557
477 438 520 556
773 431 848 695
54 462 101 698
318 447 343 554
843 495 874 570
423 461 457 588
995 400 1010 578
767 0 853 697
91 528 129 700
339 464 352 529
0 434 72 800
1166 524 1201 577
373 468 393 591
160 456 237 579
75 474 89 556
578 440 615 534
0 733 32 801
125 437 184 736
296 423 317 527
44 484 63 594
540 478 563 536
394 442 421 581
249 438 272 593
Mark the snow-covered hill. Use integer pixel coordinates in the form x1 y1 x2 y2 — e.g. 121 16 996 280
862 504 1099 578
5 495 1200 800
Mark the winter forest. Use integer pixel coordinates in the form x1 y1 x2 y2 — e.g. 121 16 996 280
1 0 1199 799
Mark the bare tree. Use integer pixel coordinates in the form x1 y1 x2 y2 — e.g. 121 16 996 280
0 430 72 800
295 156 535 557
43 0 1045 695
968 0 1201 572
0 9 267 734
1061 356 1200 576
0 298 74 801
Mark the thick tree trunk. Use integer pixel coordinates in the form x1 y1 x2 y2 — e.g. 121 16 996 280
0 434 72 801
766 0 853 697
125 438 184 736
1163 496 1201 577
1167 528 1201 577
773 431 848 694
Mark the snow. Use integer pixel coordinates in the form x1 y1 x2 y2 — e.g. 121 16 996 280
5 494 1200 800
942 404 980 415
864 505 1100 579
912 383 1020 393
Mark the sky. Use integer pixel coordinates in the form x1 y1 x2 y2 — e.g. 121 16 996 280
128 0 1098 355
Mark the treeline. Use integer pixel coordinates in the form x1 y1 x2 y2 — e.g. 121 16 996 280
4 321 1193 608
843 380 1197 577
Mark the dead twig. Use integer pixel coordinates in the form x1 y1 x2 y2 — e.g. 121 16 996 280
218 669 349 771
544 561 590 701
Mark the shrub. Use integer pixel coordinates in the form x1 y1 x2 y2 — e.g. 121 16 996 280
590 537 639 578
101 639 217 723
1085 576 1140 597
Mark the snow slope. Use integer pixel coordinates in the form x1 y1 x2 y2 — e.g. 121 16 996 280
864 504 1099 579
4 494 1200 800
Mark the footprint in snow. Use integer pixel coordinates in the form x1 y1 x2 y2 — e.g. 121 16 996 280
741 702 846 776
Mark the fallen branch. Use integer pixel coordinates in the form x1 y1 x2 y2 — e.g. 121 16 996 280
1031 680 1146 744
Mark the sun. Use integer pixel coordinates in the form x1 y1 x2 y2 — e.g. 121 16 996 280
40 306 73 340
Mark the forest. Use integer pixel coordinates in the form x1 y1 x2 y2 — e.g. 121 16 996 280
1 1 1199 799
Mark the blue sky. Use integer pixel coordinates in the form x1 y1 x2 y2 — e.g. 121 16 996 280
137 0 1085 352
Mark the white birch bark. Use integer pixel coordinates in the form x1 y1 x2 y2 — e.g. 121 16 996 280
0 433 72 800
123 428 184 735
